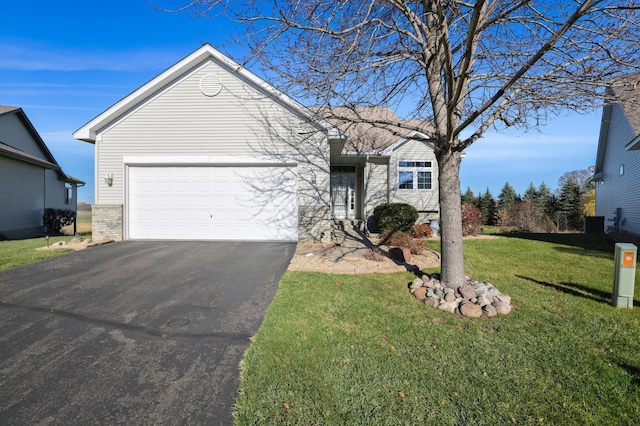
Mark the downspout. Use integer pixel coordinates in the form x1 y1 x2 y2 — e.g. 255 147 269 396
386 158 391 203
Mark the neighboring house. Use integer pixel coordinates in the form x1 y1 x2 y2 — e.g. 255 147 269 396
592 72 640 235
0 106 84 239
74 44 438 242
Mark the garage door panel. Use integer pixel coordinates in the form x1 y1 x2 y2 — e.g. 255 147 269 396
128 165 297 241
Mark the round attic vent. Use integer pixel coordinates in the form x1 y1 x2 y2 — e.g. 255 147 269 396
200 74 223 97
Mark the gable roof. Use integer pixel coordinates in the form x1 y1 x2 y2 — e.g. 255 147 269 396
314 106 434 154
380 130 434 155
593 73 640 179
611 72 640 138
0 105 84 184
74 44 336 143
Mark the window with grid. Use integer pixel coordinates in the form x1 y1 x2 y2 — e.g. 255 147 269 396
398 161 432 190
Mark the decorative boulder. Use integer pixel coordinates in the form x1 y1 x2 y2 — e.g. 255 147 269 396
438 299 461 314
413 287 427 300
459 285 476 300
410 278 424 291
460 302 483 318
389 247 411 262
483 304 497 318
493 300 512 315
424 297 440 308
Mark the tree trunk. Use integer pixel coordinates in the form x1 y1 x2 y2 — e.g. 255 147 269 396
437 147 467 289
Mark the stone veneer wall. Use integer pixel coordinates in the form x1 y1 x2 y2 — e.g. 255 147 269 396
92 204 123 241
298 205 331 242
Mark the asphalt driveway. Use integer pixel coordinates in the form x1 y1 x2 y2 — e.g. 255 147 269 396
0 241 295 425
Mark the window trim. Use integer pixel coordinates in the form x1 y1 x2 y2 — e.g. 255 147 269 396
398 160 433 190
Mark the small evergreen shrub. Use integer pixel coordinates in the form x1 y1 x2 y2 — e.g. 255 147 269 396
373 203 418 233
411 223 432 239
461 204 483 236
43 208 76 235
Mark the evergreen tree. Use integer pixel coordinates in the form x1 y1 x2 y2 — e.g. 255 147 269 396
537 182 551 207
545 194 561 218
559 177 585 230
478 188 496 225
523 182 538 202
461 187 477 206
498 182 519 210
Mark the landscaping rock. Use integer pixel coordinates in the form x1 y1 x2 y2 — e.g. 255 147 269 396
483 304 497 318
477 295 492 307
460 302 483 318
459 285 476 300
407 275 513 318
474 285 487 296
424 297 440 308
413 287 427 300
495 294 512 305
410 278 424 291
389 247 411 262
438 299 460 313
493 300 512 315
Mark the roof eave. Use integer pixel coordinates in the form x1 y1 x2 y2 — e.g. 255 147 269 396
73 44 337 141
625 134 640 150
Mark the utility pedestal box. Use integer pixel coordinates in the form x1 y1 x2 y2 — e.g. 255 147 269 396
612 243 636 308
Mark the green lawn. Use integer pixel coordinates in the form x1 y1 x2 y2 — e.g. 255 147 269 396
0 234 91 272
234 233 640 425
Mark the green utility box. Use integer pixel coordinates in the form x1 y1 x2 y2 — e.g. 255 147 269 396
612 243 636 308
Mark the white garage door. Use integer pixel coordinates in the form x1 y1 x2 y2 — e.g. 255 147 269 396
128 165 298 241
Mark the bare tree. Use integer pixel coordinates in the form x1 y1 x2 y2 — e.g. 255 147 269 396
156 0 640 288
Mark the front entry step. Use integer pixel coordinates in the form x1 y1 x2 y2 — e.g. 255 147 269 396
331 219 365 244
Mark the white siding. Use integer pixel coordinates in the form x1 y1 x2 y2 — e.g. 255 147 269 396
96 59 328 206
388 140 439 212
595 103 640 234
0 157 44 235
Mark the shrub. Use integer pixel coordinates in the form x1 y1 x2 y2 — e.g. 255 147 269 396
380 230 426 254
43 208 76 235
363 247 387 262
373 203 419 233
411 223 432 239
461 204 483 236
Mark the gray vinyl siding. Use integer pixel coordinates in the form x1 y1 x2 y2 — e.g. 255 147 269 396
0 156 45 237
388 140 439 212
364 159 389 216
96 59 328 206
44 168 69 210
0 113 49 159
595 103 640 234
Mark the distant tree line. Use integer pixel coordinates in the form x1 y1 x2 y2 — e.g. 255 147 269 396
461 170 594 232
77 202 92 211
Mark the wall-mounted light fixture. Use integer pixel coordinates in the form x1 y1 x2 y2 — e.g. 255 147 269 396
104 173 114 187
310 170 317 184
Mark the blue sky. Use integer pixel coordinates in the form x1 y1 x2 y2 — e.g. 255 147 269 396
0 1 601 203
